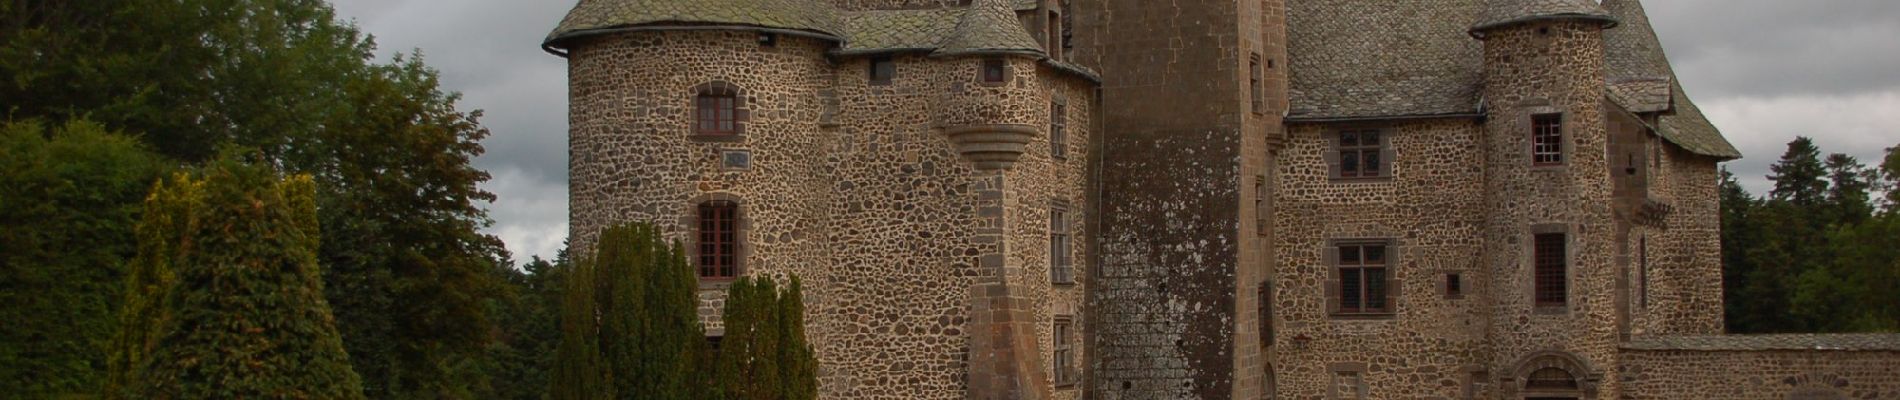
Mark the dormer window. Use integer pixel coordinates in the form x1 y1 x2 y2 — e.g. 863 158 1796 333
982 58 1007 84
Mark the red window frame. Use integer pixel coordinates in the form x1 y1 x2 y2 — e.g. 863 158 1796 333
697 201 740 279
696 89 738 136
1337 243 1390 314
1337 130 1384 178
1532 113 1564 165
1534 233 1567 307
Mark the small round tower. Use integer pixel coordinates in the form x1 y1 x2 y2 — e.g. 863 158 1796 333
930 0 1049 171
1470 0 1621 398
543 0 842 335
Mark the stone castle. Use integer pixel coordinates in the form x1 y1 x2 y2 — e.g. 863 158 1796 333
541 0 1900 398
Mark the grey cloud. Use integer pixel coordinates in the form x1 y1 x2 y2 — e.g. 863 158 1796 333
325 0 1900 260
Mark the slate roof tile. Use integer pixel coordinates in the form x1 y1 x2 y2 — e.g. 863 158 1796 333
1624 334 1900 352
1287 0 1488 120
1603 0 1741 159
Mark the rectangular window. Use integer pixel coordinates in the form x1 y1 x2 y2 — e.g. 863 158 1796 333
1336 242 1391 315
1333 371 1366 400
697 201 740 279
1639 236 1648 310
1053 317 1076 387
982 58 1007 83
1534 233 1567 307
1047 11 1062 62
1051 102 1068 160
1255 175 1269 235
869 56 896 85
1250 54 1265 114
1050 207 1073 285
1447 273 1463 298
1334 129 1387 179
1533 113 1564 165
696 93 738 135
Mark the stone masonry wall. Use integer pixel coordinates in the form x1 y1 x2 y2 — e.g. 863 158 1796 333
1620 348 1900 399
1073 0 1247 398
1274 118 1489 399
567 30 1095 400
1479 20 1620 397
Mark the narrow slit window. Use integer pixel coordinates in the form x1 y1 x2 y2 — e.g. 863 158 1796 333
1051 102 1068 160
1053 318 1076 386
1250 54 1265 114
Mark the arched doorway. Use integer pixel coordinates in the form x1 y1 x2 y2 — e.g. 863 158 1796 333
1505 351 1597 400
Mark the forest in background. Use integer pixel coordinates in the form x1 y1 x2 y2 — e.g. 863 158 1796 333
1722 137 1900 333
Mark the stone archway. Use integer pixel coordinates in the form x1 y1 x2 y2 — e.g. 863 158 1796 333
1503 351 1599 400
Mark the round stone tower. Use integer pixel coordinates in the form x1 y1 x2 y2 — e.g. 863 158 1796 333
543 0 843 337
1469 0 1621 398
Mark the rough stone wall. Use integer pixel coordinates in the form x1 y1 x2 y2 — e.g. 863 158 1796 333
565 30 837 337
1477 20 1621 396
1072 0 1247 398
1619 349 1900 399
567 29 1095 399
1240 0 1290 398
1638 143 1725 336
1274 119 1490 399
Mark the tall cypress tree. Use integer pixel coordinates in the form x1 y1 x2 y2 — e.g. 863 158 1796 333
112 154 364 399
551 256 610 400
550 223 705 399
779 277 818 400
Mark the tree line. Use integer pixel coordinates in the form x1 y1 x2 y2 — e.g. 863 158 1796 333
1722 137 1900 333
1 0 816 398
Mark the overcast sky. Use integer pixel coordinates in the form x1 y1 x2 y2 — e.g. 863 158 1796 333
326 0 1900 263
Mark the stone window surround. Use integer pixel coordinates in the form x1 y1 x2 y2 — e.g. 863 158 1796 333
869 55 896 86
1327 362 1368 400
1517 103 1571 170
1250 52 1265 115
682 192 752 287
980 58 1010 87
689 81 751 142
1503 351 1599 399
1052 316 1076 389
1051 96 1068 160
1527 223 1576 315
1050 199 1076 286
1325 238 1401 320
1444 272 1465 300
1322 125 1396 182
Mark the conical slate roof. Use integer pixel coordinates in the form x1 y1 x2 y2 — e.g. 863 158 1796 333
1471 0 1618 34
1602 0 1741 159
544 0 844 50
932 0 1046 57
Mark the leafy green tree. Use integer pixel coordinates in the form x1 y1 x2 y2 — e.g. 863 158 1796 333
112 154 364 399
1719 168 1759 332
0 120 169 398
3 1 511 395
552 224 707 400
778 278 818 400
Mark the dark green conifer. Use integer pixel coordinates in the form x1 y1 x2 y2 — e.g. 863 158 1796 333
114 155 365 399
